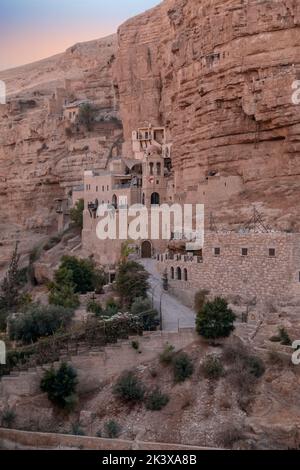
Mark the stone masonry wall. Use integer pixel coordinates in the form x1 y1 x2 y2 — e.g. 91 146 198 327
158 232 300 303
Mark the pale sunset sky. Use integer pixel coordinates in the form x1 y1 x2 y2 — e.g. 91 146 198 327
0 0 160 71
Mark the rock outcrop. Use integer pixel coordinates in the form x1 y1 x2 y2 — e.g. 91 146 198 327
0 35 121 265
115 0 300 230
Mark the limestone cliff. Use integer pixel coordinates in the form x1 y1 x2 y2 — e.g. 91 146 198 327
0 35 120 266
115 0 300 230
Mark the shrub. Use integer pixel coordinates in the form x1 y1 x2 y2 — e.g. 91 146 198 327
40 363 78 411
131 340 139 351
104 420 121 438
202 355 224 380
70 199 84 229
55 256 96 294
173 353 194 383
246 355 265 378
87 299 103 317
196 297 236 340
9 304 74 344
48 279 80 309
145 388 169 411
78 103 96 131
71 423 85 436
130 297 159 331
113 371 145 403
105 298 119 316
1 408 16 428
159 343 175 365
116 261 149 307
278 327 292 346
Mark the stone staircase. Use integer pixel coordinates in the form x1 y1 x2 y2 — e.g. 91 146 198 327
0 329 197 398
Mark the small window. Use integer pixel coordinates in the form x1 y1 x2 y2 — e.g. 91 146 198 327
107 185 109 191
242 248 248 256
96 186 98 192
102 186 104 192
156 180 159 185
214 247 221 256
298 272 300 283
269 248 276 257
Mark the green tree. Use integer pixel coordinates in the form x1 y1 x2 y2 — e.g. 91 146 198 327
130 297 159 331
0 243 22 330
78 103 95 131
113 371 145 403
9 304 74 344
54 256 97 294
48 266 80 309
196 297 236 340
115 261 149 307
173 353 194 383
70 199 84 229
40 363 78 411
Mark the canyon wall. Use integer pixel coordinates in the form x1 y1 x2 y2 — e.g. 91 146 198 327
0 35 120 266
115 0 300 229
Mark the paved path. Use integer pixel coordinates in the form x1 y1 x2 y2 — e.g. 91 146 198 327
139 259 196 332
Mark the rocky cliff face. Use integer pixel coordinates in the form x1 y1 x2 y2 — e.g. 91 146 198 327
0 35 120 267
115 0 300 230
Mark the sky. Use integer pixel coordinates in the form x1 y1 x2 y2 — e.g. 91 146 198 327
0 0 160 71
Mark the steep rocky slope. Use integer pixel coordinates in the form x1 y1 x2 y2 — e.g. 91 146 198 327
0 35 120 267
115 0 300 229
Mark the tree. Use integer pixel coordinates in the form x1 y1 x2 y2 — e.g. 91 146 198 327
130 297 159 331
40 363 78 411
70 199 84 229
48 267 80 309
113 371 145 403
173 353 194 383
54 256 96 294
115 261 149 307
0 243 22 330
78 103 95 131
196 297 236 340
9 304 74 344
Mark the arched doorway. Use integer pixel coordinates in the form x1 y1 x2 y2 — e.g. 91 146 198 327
141 240 152 258
151 192 160 205
176 267 182 280
112 194 118 209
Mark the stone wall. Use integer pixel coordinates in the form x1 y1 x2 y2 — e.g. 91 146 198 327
158 232 300 303
0 428 215 450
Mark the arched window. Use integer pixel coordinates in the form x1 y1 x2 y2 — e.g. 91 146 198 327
112 194 118 209
156 162 161 176
151 192 160 205
170 267 174 279
149 162 154 175
184 268 188 281
176 267 182 281
142 193 145 205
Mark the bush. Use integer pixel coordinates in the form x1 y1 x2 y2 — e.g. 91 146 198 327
196 297 236 340
104 420 121 438
55 256 96 294
113 371 145 403
70 199 84 229
116 261 149 307
9 304 74 344
159 343 175 365
78 103 96 131
246 355 265 378
278 327 292 346
130 297 159 331
1 408 16 428
202 355 224 380
71 423 85 436
173 353 194 383
48 279 80 309
40 363 78 411
145 388 169 411
105 298 119 316
87 299 103 317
